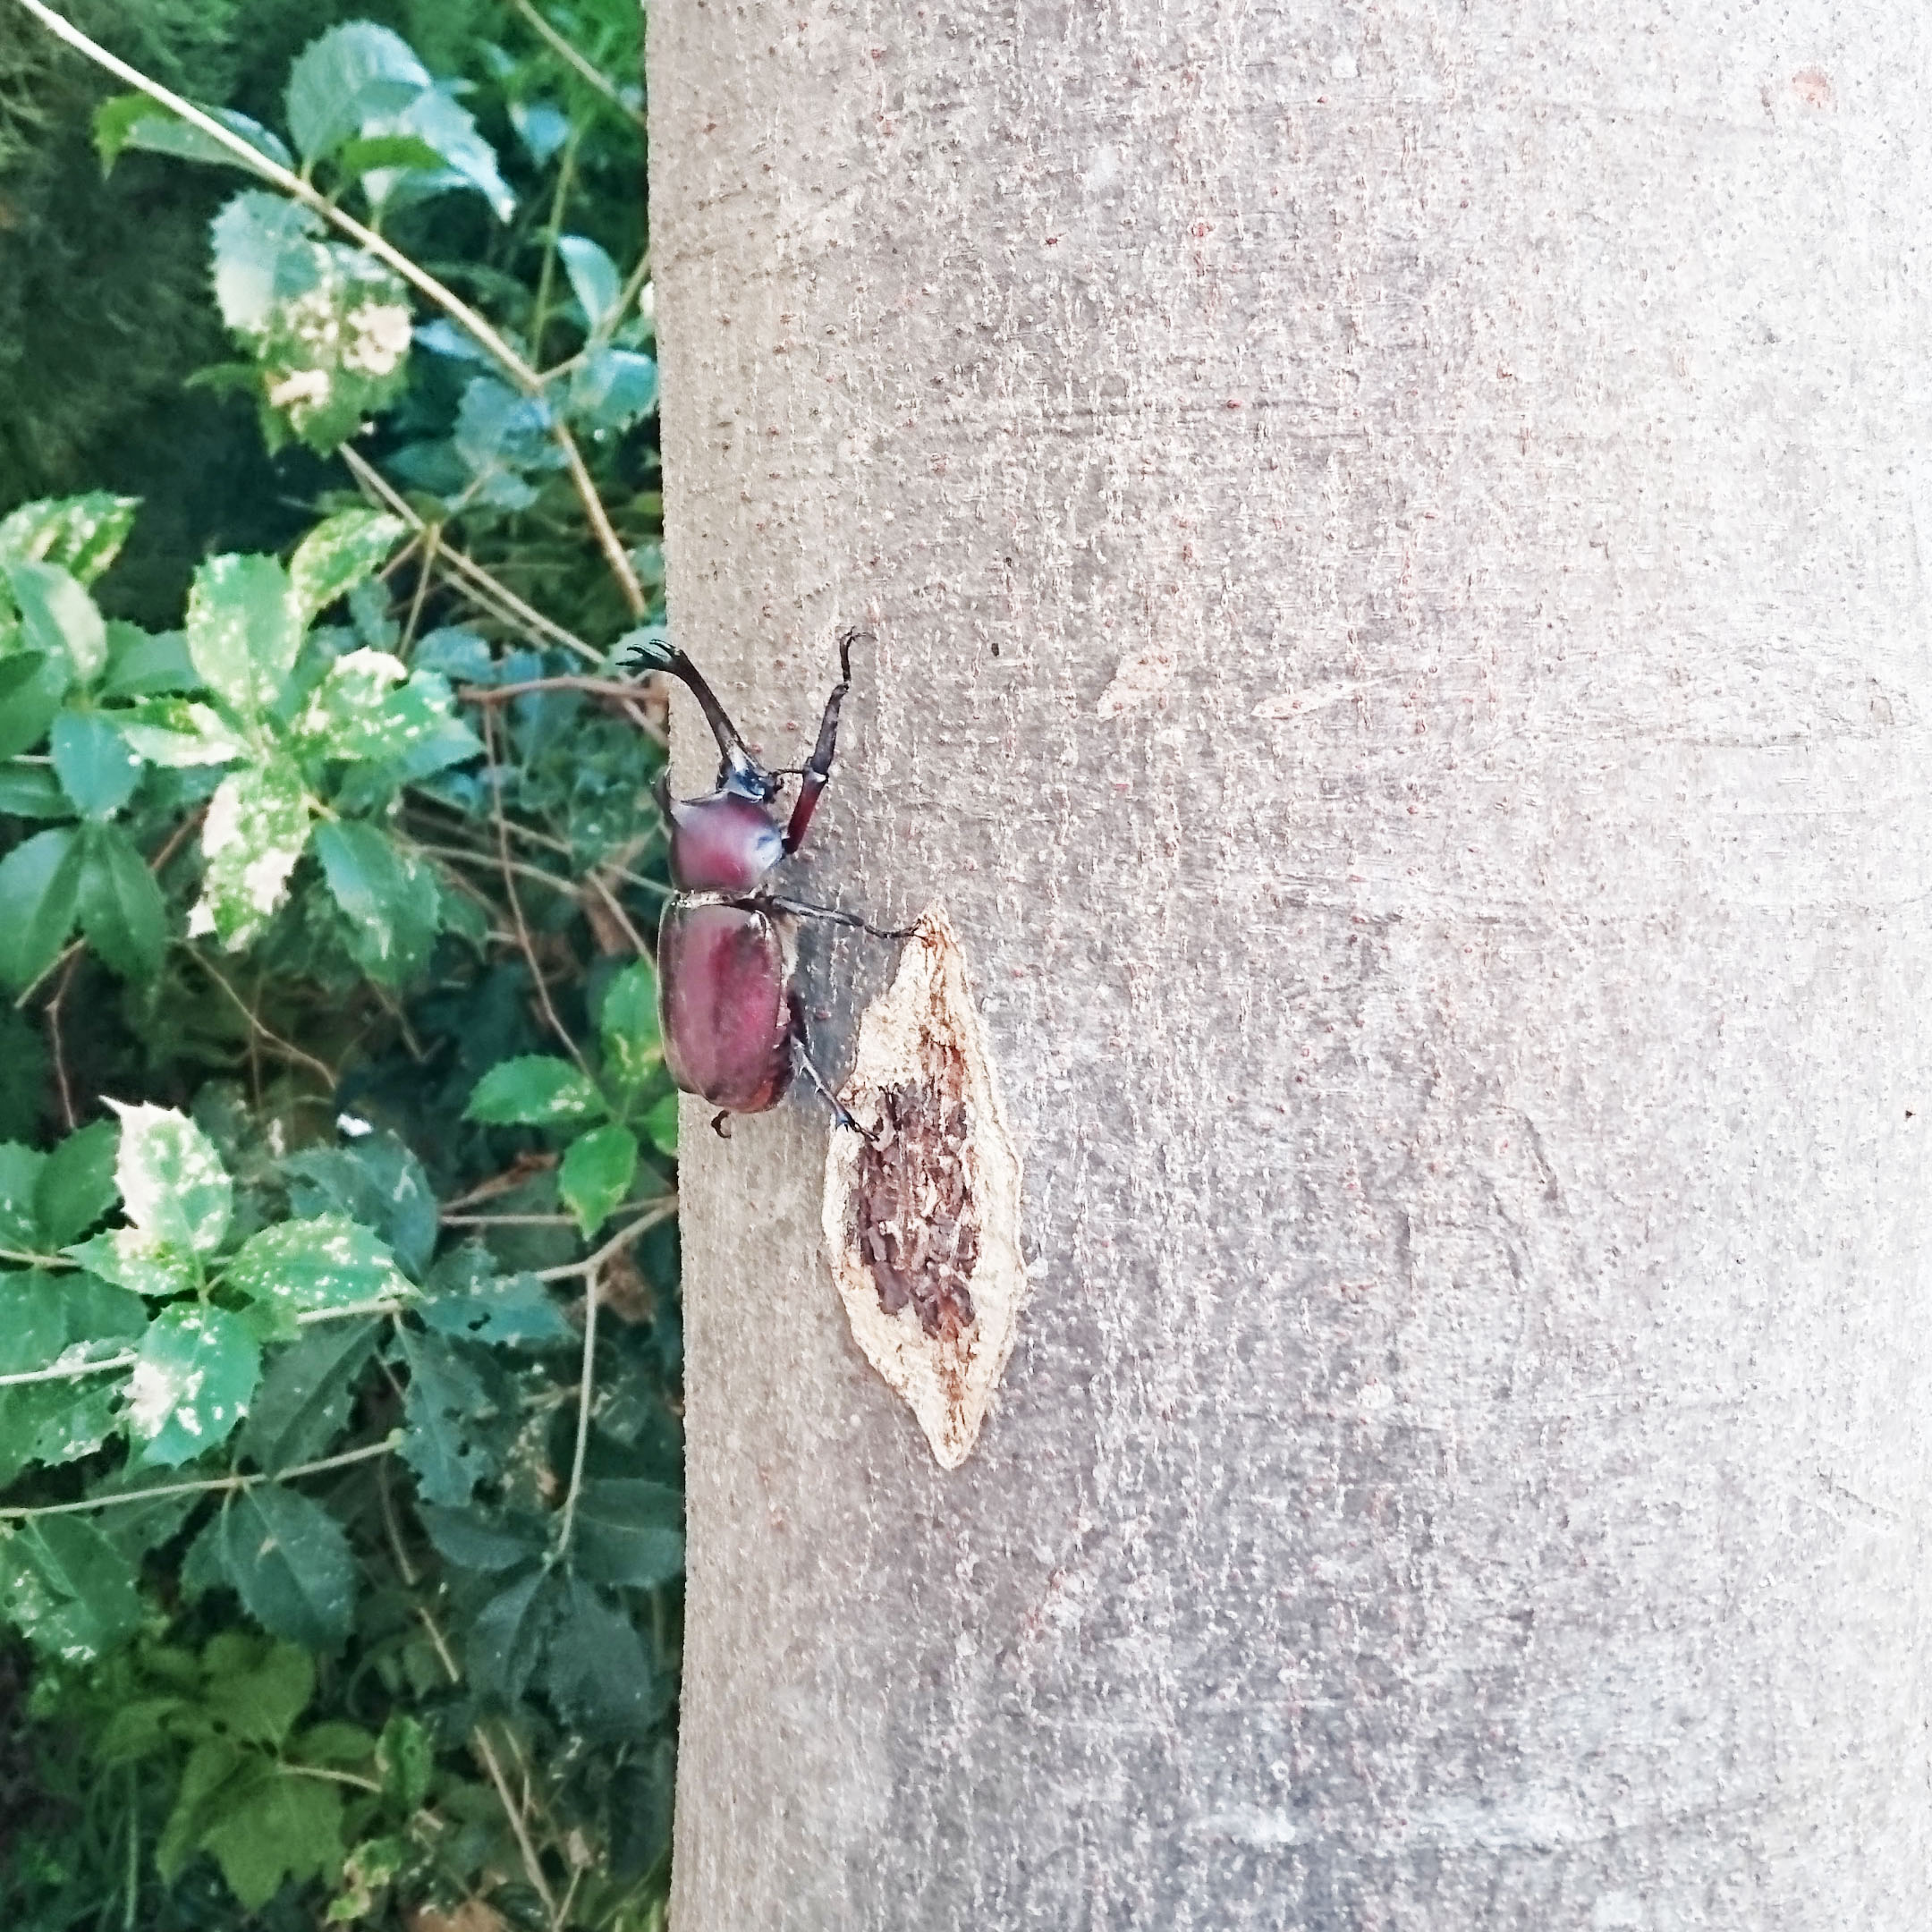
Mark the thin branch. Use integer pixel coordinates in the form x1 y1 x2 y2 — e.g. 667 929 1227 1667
528 124 579 367
512 0 648 129
285 1764 384 1795
459 675 652 707
184 948 339 1089
555 1264 600 1555
0 1246 76 1272
398 521 441 652
406 837 577 899
483 708 589 1072
533 1199 676 1282
440 1211 590 1228
0 1432 399 1521
44 950 80 1131
555 422 646 616
586 869 651 953
0 1349 133 1390
438 1157 559 1213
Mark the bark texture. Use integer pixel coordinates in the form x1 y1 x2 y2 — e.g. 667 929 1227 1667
648 4 1932 1925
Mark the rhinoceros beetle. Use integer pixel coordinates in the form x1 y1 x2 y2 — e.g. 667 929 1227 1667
626 630 903 1139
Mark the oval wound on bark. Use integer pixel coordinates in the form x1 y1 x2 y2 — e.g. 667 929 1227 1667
822 904 1025 1469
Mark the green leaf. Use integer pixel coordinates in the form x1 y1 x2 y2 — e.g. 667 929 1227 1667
0 654 67 761
127 1304 259 1466
465 1563 558 1706
289 510 407 623
571 1479 684 1590
419 1252 574 1352
0 763 73 818
185 553 300 717
312 819 439 987
217 1486 356 1648
557 235 623 334
417 1502 545 1573
51 713 140 818
209 190 320 335
544 1578 671 1740
108 1102 232 1254
201 1758 346 1908
0 1269 142 1484
362 86 513 222
93 94 294 174
34 1119 119 1245
559 1123 638 1237
0 826 84 993
285 22 429 164
296 651 477 770
64 1229 194 1299
640 1090 679 1156
0 494 138 584
598 960 662 1097
224 1216 409 1317
157 1736 246 1880
464 1055 606 1128
100 624 198 699
112 699 248 767
284 1132 437 1280
238 1320 379 1471
4 562 106 682
0 1517 142 1660
0 1144 43 1245
335 131 449 179
376 1713 431 1810
570 347 658 435
192 758 312 949
77 822 168 978
0 1010 45 1141
200 1631 315 1745
397 1328 513 1507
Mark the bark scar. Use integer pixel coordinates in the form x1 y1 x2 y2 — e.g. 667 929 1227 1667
823 904 1026 1468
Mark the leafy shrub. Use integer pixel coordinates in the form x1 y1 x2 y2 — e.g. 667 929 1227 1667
0 8 677 1928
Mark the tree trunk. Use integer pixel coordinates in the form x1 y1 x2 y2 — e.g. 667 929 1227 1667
647 4 1932 1924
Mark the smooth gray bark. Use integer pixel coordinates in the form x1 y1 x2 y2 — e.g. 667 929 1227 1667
648 4 1932 1926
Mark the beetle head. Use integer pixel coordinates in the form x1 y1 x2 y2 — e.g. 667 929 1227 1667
625 635 781 802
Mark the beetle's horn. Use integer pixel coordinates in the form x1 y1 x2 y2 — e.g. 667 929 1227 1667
627 636 775 795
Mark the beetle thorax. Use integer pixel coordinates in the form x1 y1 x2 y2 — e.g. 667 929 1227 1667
666 790 785 892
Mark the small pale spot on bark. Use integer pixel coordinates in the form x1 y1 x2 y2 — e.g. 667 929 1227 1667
1096 646 1175 717
824 905 1026 1468
1792 68 1835 109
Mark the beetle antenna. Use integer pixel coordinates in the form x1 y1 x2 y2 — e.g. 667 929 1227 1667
626 638 776 799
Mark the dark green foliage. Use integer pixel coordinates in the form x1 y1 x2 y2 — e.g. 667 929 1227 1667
0 8 678 1929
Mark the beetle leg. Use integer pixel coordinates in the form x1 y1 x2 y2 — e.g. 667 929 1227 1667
731 893 913 941
710 1109 733 1140
789 998 876 1141
784 629 866 854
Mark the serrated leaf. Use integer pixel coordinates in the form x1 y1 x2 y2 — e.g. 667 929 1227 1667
217 1487 356 1648
0 1144 43 1245
557 235 623 334
417 1503 546 1574
100 624 198 699
112 699 248 767
201 1632 315 1745
191 758 311 949
93 94 294 174
225 1215 409 1316
0 763 72 818
397 1328 513 1507
34 1119 119 1245
312 820 439 987
289 510 407 623
376 1713 431 1810
285 22 429 164
297 649 471 768
186 553 300 717
570 347 658 435
0 1010 45 1142
0 1517 142 1661
238 1320 378 1472
419 1252 574 1352
50 712 140 818
0 653 67 761
77 822 168 978
464 1055 606 1127
544 1578 671 1739
335 131 449 179
200 1760 346 1908
127 1304 259 1466
465 1563 558 1706
0 826 84 993
284 1133 436 1280
0 494 138 584
209 191 320 335
598 960 662 1097
64 1228 195 1299
156 1736 245 1879
362 86 513 222
107 1102 232 1254
571 1479 684 1590
0 1269 143 1484
300 1720 376 1766
4 562 106 682
559 1123 637 1237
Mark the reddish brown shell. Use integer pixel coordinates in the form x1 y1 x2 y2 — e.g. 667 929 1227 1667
657 901 793 1111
